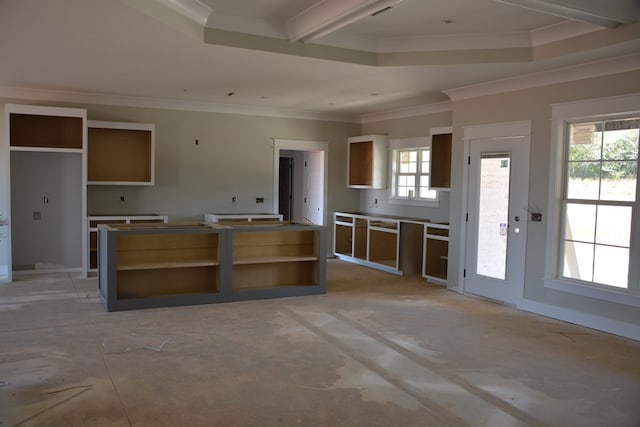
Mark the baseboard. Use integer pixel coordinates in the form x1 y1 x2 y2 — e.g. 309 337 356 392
518 299 640 341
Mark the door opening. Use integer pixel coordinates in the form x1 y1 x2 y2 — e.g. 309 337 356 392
462 122 530 306
273 139 327 226
279 156 293 221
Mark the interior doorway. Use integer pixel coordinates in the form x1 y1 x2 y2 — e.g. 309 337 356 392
273 139 328 225
462 122 530 306
279 156 293 221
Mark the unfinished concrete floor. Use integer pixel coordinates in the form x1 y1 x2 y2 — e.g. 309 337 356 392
1 259 639 426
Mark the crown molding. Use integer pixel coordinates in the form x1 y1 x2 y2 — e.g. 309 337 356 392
360 100 453 123
0 86 361 123
530 20 602 46
444 52 640 101
378 32 532 53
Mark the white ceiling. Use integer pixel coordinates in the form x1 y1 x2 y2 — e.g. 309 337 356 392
1 0 639 122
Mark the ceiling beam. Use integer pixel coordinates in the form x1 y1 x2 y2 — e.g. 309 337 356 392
287 0 403 43
495 0 639 28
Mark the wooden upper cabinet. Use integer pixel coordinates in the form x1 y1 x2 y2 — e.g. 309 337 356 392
87 120 155 185
10 113 83 150
347 135 388 189
430 133 452 190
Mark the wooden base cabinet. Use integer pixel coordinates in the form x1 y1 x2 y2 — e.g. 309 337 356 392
98 223 223 311
334 212 448 284
98 222 326 311
423 223 449 285
88 215 168 273
227 224 326 301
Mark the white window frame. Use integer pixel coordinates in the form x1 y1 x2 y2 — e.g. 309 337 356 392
388 136 439 208
545 93 640 307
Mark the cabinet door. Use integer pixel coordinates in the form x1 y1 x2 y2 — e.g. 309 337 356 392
347 135 388 189
430 133 452 189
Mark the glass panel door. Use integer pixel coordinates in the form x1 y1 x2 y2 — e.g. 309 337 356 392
476 153 511 280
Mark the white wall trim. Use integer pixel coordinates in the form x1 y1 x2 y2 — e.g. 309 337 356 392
444 53 640 101
518 299 640 341
0 86 361 124
430 126 452 136
360 100 453 124
551 92 640 119
462 120 532 140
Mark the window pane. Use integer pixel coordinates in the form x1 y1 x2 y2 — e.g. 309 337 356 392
564 203 595 243
567 162 601 200
422 149 430 162
399 151 417 173
602 126 638 161
476 154 510 280
600 161 636 201
570 122 602 161
595 205 631 247
563 241 593 282
397 175 415 198
419 176 436 199
593 245 629 288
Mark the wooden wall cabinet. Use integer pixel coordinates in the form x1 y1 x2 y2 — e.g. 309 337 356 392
347 135 388 189
430 133 452 190
88 120 155 185
10 113 83 150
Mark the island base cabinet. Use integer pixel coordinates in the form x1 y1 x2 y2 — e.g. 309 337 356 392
99 223 326 311
229 228 325 298
232 261 318 290
117 266 218 299
99 225 222 311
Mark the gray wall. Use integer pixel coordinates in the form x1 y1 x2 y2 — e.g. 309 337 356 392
10 151 83 269
80 105 361 222
448 70 640 327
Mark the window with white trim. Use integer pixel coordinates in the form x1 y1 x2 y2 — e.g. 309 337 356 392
561 117 639 289
393 148 437 199
546 93 640 307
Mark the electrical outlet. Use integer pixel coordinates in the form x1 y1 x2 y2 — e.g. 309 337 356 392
33 211 41 220
531 213 542 222
256 197 264 203
232 196 236 203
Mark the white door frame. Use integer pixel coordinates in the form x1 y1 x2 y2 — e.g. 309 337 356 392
272 139 328 225
459 121 531 303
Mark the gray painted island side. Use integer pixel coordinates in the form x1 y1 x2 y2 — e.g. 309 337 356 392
98 222 326 311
